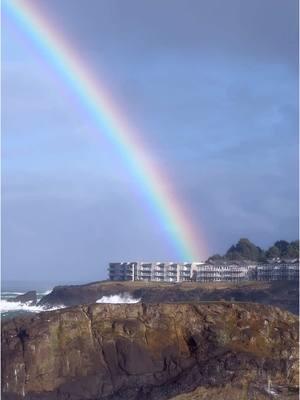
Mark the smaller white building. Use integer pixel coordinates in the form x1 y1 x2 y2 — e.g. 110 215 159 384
195 263 255 282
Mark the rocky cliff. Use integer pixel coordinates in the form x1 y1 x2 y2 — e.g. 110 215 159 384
2 302 298 400
38 280 299 314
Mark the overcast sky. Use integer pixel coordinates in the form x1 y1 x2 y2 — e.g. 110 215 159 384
2 0 299 282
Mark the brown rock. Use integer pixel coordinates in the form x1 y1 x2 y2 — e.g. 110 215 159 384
1 302 299 399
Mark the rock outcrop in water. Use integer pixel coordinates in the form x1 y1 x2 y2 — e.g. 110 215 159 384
2 302 298 400
38 280 299 314
9 291 37 305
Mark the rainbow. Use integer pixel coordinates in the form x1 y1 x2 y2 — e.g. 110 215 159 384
3 0 207 261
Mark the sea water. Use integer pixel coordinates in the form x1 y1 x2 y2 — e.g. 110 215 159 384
1 280 70 319
1 280 141 319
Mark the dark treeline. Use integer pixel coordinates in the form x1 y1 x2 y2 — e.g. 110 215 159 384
207 238 299 263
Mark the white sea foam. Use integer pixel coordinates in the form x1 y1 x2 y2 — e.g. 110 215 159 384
40 289 52 296
1 292 24 296
96 293 140 304
0 299 64 313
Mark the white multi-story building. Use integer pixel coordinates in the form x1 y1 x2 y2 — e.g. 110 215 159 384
108 262 200 282
108 262 137 281
256 263 299 281
108 261 299 282
195 263 257 282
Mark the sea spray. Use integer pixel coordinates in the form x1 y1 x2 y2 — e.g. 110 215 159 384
0 299 64 313
40 289 52 296
96 293 140 304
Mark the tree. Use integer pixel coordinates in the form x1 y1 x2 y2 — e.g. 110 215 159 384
206 254 223 263
225 238 265 261
273 240 289 257
265 245 280 260
209 238 299 263
286 240 299 259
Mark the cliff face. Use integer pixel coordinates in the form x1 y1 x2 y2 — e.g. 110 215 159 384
2 302 298 400
38 280 299 314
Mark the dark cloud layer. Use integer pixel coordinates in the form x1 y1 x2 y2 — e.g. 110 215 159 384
41 0 298 67
2 0 298 281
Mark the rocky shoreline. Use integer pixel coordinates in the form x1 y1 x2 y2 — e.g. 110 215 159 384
37 280 299 315
2 301 299 400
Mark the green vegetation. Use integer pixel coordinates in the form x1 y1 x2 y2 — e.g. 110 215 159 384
207 238 299 263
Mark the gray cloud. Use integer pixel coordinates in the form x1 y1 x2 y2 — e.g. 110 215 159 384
39 0 298 68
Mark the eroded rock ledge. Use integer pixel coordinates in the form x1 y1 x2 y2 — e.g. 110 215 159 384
1 302 299 400
37 280 299 315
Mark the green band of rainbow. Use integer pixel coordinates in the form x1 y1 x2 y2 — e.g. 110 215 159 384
3 0 207 261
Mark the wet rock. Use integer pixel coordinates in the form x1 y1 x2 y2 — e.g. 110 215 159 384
10 291 37 305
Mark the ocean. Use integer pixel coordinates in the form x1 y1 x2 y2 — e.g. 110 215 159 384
1 280 78 319
1 280 142 320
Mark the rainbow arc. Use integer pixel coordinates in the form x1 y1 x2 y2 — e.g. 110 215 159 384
3 0 207 261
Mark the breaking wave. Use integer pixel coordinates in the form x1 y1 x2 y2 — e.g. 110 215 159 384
0 300 64 313
40 289 52 296
1 292 25 298
96 293 140 304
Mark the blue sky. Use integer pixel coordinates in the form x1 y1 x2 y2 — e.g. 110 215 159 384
2 0 299 281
